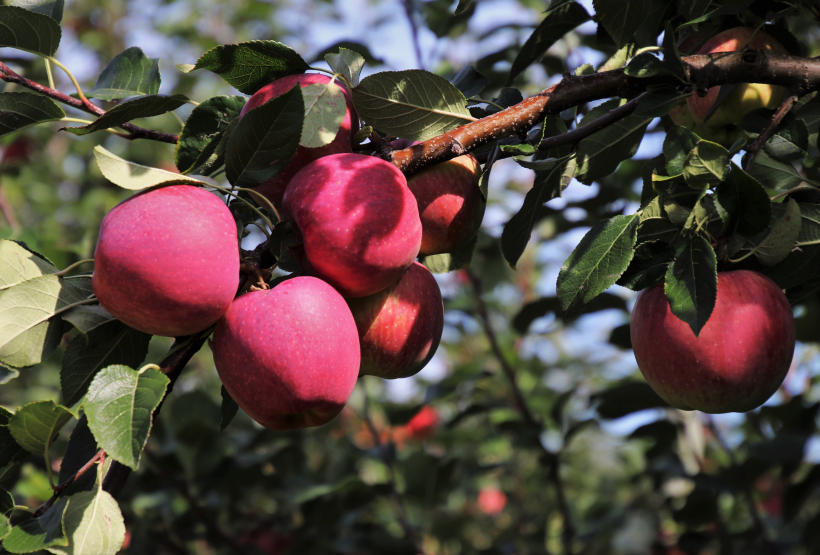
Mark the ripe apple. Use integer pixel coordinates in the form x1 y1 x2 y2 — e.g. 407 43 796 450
92 185 239 337
212 276 360 431
240 73 358 211
282 153 422 298
392 139 485 256
630 270 795 413
670 27 788 146
346 262 443 378
477 486 507 516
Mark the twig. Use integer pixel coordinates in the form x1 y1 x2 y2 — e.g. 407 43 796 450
744 93 799 170
32 449 104 518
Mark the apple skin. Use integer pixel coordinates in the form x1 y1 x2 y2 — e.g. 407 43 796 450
630 270 795 413
346 262 444 378
212 276 360 431
92 185 239 337
240 73 358 211
282 153 422 298
669 27 788 147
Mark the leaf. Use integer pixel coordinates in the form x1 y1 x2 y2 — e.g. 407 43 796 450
48 489 125 555
324 48 365 88
633 88 687 118
83 365 169 470
93 146 215 191
592 381 669 419
664 235 717 337
220 386 239 432
61 305 116 336
0 92 65 138
61 322 152 408
624 53 674 79
352 70 474 141
420 232 478 274
454 0 471 15
0 366 18 384
594 0 649 48
58 415 98 491
598 44 637 72
502 156 577 268
0 240 57 291
0 423 27 468
663 125 700 176
9 0 63 22
513 292 627 334
8 401 72 455
174 95 246 173
683 141 730 189
747 149 804 191
0 488 12 515
63 94 188 136
2 497 68 553
451 65 487 99
506 0 590 85
0 6 61 57
299 80 347 148
747 199 801 266
186 41 310 95
556 214 640 319
83 47 160 101
797 203 820 246
715 164 772 236
0 275 93 369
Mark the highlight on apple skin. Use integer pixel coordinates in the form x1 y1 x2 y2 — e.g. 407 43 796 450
92 184 239 338
346 261 444 379
239 72 358 211
282 152 422 298
630 270 795 414
212 276 360 431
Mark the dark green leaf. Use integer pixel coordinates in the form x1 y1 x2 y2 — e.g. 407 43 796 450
63 94 188 136
61 305 116 336
747 149 804 191
58 415 98 492
593 0 650 47
9 0 63 22
0 487 12 516
592 381 669 419
663 125 700 176
0 6 61 57
664 235 717 336
220 386 239 432
746 198 801 266
0 426 27 468
1 497 68 553
513 292 627 334
617 241 673 291
715 163 771 236
452 65 487 99
633 88 687 118
175 95 246 174
83 47 160 101
8 401 72 455
682 141 729 189
0 92 65 138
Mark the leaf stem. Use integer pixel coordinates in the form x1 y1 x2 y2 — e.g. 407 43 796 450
47 57 94 110
209 184 274 232
33 449 105 518
44 59 54 89
54 259 94 277
237 188 281 223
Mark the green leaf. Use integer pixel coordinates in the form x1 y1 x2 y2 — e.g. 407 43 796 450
9 0 63 22
2 497 68 553
624 53 673 79
224 86 303 189
557 214 640 319
0 365 18 384
747 199 801 266
0 513 9 542
83 365 169 470
220 386 239 432
764 118 809 162
0 275 93 369
93 146 216 191
797 203 820 246
454 0 471 15
0 6 61 57
174 95 246 174
325 48 365 88
0 424 27 468
513 292 626 334
61 305 116 336
598 44 637 72
186 41 310 95
0 488 12 515
664 235 717 337
683 141 730 189
747 149 804 191
451 65 487 100
633 88 688 118
506 0 590 85
61 322 152 408
593 0 649 48
8 401 72 455
420 232 478 274
63 94 188 136
0 92 65 138
0 240 57 291
300 80 347 148
502 155 577 268
48 489 125 555
352 70 474 141
617 242 672 291
715 163 772 236
663 125 700 176
58 415 98 491
83 47 160 101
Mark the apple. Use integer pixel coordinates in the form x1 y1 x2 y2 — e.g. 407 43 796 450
282 153 422 298
240 73 358 211
477 486 507 516
212 276 360 431
92 185 239 337
670 27 788 147
392 139 485 256
346 262 443 378
630 270 795 413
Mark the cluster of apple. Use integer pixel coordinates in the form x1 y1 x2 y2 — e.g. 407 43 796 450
92 73 486 431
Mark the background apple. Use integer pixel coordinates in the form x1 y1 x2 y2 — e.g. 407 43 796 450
630 270 795 413
346 261 444 378
240 73 358 211
212 276 360 431
282 153 422 297
92 184 239 337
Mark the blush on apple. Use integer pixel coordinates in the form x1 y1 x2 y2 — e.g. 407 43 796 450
212 276 360 431
240 73 358 211
92 185 239 337
630 270 795 413
346 261 444 378
282 153 422 298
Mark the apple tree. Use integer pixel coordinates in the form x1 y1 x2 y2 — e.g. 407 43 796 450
1 0 820 554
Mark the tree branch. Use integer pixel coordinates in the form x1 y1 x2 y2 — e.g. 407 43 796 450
744 93 800 170
32 449 105 518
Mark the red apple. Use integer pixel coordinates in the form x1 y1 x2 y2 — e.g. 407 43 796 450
212 276 360 431
477 486 507 516
346 262 443 378
92 185 239 337
240 73 358 211
630 270 795 413
669 27 788 146
282 153 422 298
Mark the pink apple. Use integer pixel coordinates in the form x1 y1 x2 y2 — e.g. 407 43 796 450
630 270 795 413
240 73 358 211
92 185 239 337
282 153 422 298
212 276 360 431
670 27 788 146
346 262 443 378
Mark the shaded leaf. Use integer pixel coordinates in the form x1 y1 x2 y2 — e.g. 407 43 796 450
715 163 772 236
664 235 717 336
93 146 215 191
664 125 700 176
175 95 246 174
49 489 125 555
420 232 478 274
300 80 347 148
746 198 801 266
594 0 649 47
61 305 116 336
0 240 57 291
58 415 98 492
0 366 18 384
9 0 63 22
83 47 160 101
8 401 72 455
0 6 61 57
0 92 65 138
452 65 487 99
63 94 188 136
220 386 239 432
325 48 365 88
1 497 68 553
513 292 627 334
682 141 729 189
747 149 804 191
593 382 669 419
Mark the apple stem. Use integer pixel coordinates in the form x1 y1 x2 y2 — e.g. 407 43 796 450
53 258 94 277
